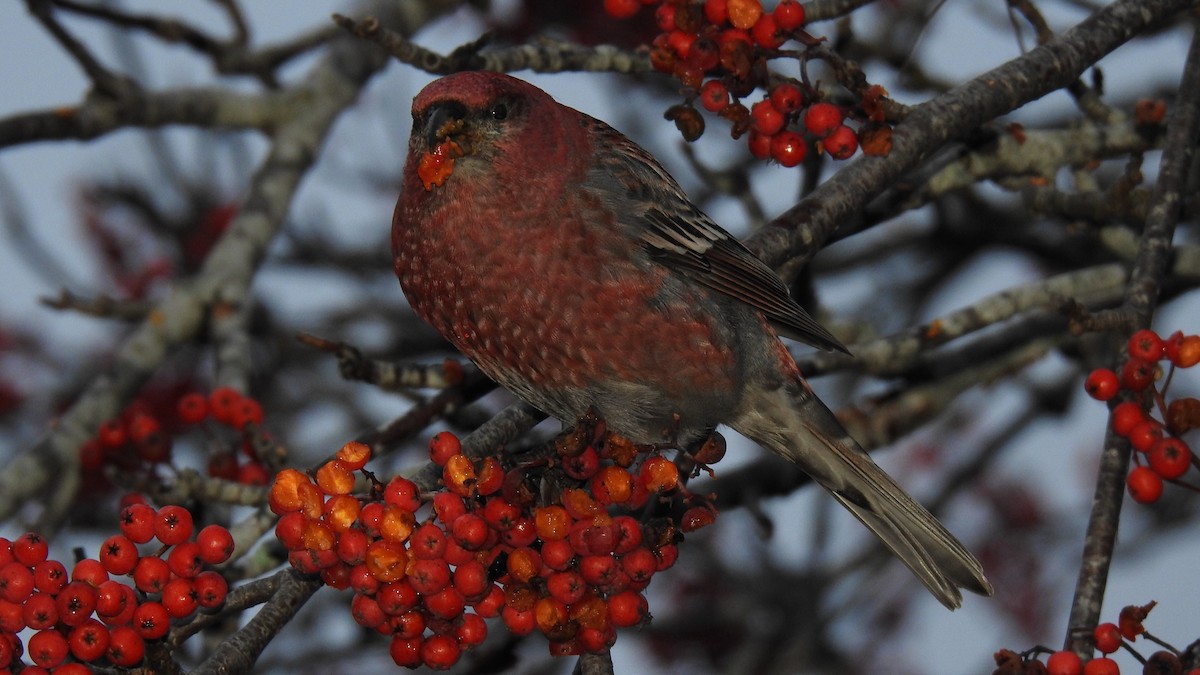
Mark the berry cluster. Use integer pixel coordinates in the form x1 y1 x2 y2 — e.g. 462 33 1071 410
997 601 1196 675
80 387 271 488
605 0 891 164
1083 329 1200 504
0 504 232 672
271 423 721 670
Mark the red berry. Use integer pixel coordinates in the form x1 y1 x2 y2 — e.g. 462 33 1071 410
393 609 426 639
133 556 171 594
208 386 242 426
232 397 264 428
177 392 208 424
154 505 194 546
22 591 58 629
607 589 649 628
451 513 489 550
71 557 109 587
106 625 145 667
770 130 807 167
1084 369 1120 401
502 605 536 636
471 584 505 618
453 560 489 599
750 100 785 135
1111 402 1145 436
1128 420 1164 453
541 538 576 572
32 559 67 595
120 503 157 544
133 601 170 639
1120 358 1155 392
384 477 422 513
13 532 49 566
1148 437 1192 479
804 102 843 137
603 0 641 20
774 0 806 31
769 83 805 115
389 635 423 668
1046 650 1083 675
99 535 139 576
97 419 128 449
68 618 110 663
456 611 488 647
501 516 538 548
705 0 729 25
428 431 461 466
1128 329 1164 362
1164 330 1185 364
421 634 461 670
56 581 97 626
655 3 676 31
424 586 466 621
432 492 466 523
824 125 859 159
167 541 204 578
1092 622 1121 654
161 577 198 618
408 558 451 595
667 30 698 61
699 80 730 113
127 413 160 445
1127 465 1164 504
1083 656 1119 675
197 524 235 564
747 131 772 159
28 629 69 668
751 13 783 49
96 576 130 619
0 562 34 603
482 497 521 531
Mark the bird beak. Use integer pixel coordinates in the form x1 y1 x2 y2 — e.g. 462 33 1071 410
419 100 468 151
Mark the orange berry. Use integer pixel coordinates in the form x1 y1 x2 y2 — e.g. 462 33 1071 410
591 466 634 505
1177 335 1200 367
301 519 337 552
506 547 542 584
726 0 763 30
639 456 679 493
535 506 572 541
379 504 416 544
322 494 360 531
561 488 600 520
268 469 311 514
534 596 569 635
316 460 355 496
335 441 371 471
365 540 408 582
442 454 477 496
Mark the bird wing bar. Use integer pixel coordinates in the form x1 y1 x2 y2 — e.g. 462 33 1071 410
642 208 849 354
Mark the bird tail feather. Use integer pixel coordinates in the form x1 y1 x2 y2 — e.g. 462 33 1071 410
733 384 993 610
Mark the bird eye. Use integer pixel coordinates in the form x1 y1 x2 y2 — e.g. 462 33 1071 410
489 103 508 121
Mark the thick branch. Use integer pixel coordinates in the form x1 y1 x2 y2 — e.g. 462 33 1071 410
1065 21 1200 656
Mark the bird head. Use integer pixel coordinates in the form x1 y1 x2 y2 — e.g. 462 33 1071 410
405 71 579 193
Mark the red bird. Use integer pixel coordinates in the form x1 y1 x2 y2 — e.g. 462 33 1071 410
392 71 992 609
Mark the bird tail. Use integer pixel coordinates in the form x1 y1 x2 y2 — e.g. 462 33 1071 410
732 382 993 610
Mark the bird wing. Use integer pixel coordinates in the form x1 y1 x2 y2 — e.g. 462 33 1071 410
587 119 848 354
